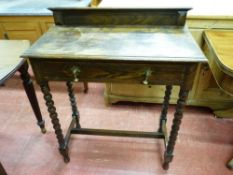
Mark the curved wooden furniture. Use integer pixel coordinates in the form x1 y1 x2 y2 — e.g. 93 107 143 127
203 31 233 117
203 30 233 169
204 31 233 94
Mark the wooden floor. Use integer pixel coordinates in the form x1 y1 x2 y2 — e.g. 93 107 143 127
0 74 233 175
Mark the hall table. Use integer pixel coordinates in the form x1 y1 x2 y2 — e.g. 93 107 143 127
22 8 207 169
203 30 233 169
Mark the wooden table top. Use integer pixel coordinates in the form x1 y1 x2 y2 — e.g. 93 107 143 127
22 25 206 63
0 40 30 84
204 30 233 76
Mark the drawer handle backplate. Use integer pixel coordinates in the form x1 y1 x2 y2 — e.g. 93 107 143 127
71 66 81 82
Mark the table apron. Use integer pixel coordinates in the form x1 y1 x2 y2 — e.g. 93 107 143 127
30 59 197 87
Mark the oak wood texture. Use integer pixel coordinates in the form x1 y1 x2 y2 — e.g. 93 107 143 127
204 31 233 75
22 26 204 62
203 30 233 169
22 9 205 87
50 7 190 26
22 8 206 169
90 0 102 7
0 16 45 42
28 59 197 87
204 30 233 95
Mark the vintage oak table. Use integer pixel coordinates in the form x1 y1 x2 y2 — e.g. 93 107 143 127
0 40 45 133
22 8 207 169
203 30 233 169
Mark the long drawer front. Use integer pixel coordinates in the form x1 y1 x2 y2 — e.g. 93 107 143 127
30 59 196 86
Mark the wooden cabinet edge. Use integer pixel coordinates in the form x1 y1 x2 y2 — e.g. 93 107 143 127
0 16 54 42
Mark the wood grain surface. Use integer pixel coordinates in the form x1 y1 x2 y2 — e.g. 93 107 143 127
22 26 205 63
204 30 233 75
50 8 190 26
204 30 233 95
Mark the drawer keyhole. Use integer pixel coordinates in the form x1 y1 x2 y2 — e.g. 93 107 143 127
142 69 152 85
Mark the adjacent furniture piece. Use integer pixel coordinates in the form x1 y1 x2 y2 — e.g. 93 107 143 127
91 0 102 7
0 0 92 42
99 0 233 118
22 8 206 169
0 1 92 93
203 30 233 169
0 162 7 175
0 40 45 133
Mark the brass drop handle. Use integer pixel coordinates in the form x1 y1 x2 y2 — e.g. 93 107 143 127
71 66 81 82
142 69 152 85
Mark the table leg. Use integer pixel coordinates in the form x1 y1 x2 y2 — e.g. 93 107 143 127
158 85 172 132
66 81 81 128
83 82 88 93
163 87 189 170
40 82 70 162
227 159 233 170
0 162 7 175
18 62 46 133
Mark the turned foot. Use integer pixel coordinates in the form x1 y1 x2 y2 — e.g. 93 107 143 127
59 147 70 163
41 127 47 134
163 162 169 170
227 159 233 170
37 120 46 134
64 156 70 163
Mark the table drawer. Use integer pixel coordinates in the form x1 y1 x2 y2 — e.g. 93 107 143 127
31 60 191 85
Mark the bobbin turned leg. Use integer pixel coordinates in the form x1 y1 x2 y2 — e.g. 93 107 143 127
66 81 81 128
163 87 189 170
18 61 46 133
83 82 88 93
40 82 70 162
158 85 172 132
